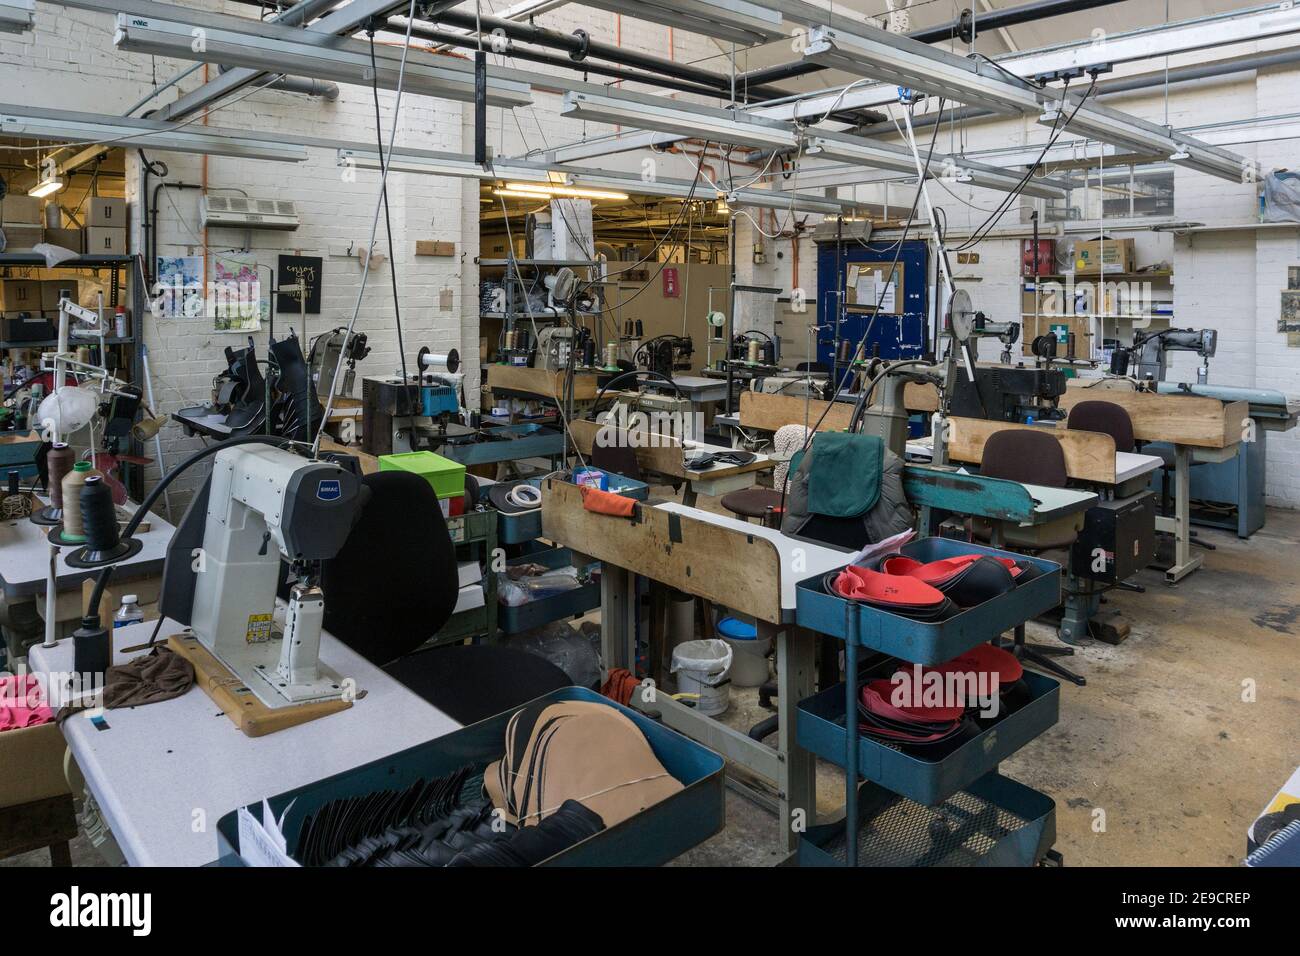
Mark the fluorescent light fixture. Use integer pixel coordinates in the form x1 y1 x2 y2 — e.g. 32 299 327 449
568 169 854 215
502 182 629 201
336 147 551 184
562 91 798 152
0 104 308 163
0 0 33 34
28 175 64 199
574 0 785 46
806 132 1069 200
493 189 557 201
802 25 1040 116
113 12 533 108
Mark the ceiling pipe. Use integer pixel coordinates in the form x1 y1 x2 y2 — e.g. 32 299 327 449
854 46 1300 137
216 64 339 100
736 0 1131 92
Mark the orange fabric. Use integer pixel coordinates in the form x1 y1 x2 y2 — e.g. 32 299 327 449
601 668 640 706
580 485 636 517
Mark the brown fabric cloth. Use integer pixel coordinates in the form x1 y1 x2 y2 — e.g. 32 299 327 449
485 700 682 829
57 645 195 722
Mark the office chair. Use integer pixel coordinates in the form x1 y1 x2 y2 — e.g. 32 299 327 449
322 471 569 724
973 429 1087 686
1065 400 1146 594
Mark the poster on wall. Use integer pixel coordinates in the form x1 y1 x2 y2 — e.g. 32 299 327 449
153 256 204 319
276 254 323 317
212 251 266 333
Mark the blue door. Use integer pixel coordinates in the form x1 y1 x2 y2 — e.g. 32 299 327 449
815 239 929 367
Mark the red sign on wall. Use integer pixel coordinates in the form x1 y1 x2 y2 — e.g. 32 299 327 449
662 267 680 298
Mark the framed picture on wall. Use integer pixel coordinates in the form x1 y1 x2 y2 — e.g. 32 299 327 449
276 254 323 315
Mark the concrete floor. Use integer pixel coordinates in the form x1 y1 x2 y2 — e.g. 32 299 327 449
673 505 1300 867
7 507 1298 868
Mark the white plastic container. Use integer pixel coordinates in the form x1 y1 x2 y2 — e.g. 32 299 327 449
670 639 732 716
716 616 770 687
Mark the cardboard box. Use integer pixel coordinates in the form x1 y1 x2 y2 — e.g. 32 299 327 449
1 195 44 225
0 279 41 312
41 279 80 311
0 721 72 810
83 226 126 255
43 227 83 253
1023 312 1092 360
1 223 43 250
1073 238 1135 275
84 196 127 228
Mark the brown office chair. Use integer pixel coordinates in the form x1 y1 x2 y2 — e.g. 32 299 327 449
1066 400 1135 453
972 428 1087 685
972 429 1079 550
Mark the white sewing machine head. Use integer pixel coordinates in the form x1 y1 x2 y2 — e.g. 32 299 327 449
160 444 364 707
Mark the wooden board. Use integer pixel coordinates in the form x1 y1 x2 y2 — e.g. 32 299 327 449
1060 380 1246 449
946 417 1118 484
540 479 784 624
739 391 853 433
166 634 351 738
568 418 686 477
487 365 599 402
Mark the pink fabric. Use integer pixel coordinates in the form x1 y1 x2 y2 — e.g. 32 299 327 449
0 673 54 732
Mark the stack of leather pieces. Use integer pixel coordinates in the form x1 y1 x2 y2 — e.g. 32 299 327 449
836 550 1045 614
855 644 1026 749
856 678 969 746
827 565 958 621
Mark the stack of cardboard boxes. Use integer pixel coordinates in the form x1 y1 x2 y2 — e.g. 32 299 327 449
45 196 127 255
0 277 79 343
0 195 44 253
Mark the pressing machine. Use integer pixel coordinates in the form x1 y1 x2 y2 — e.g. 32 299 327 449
159 444 363 707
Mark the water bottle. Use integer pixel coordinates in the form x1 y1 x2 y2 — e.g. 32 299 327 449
113 595 145 629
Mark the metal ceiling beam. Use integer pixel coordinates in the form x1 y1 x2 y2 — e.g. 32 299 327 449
570 0 786 46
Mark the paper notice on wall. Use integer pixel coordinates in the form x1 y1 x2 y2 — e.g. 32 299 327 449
877 277 897 312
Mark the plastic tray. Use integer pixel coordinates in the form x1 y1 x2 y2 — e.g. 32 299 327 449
799 772 1056 867
215 687 724 867
797 664 1060 806
795 538 1061 664
499 546 601 634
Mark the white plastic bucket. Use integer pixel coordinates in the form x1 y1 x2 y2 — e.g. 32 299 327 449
716 616 769 687
670 639 732 716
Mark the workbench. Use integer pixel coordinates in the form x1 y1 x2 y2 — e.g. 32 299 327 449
905 434 1164 487
27 617 458 867
540 478 846 855
1060 379 1246 583
568 418 773 505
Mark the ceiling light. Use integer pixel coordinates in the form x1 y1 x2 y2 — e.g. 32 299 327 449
562 91 798 152
28 175 64 199
0 0 33 34
113 10 532 108
573 0 784 46
502 182 629 201
337 147 551 184
0 104 308 162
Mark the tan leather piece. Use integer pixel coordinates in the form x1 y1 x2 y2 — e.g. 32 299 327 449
485 701 683 829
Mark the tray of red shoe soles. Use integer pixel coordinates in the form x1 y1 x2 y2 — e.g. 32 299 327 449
795 537 1060 664
798 771 1056 867
796 645 1060 806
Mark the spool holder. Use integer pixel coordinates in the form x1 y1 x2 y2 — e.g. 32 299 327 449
65 536 143 570
30 505 62 526
46 524 87 547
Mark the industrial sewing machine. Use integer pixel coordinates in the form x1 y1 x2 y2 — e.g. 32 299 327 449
1113 327 1217 384
159 444 363 708
360 348 470 455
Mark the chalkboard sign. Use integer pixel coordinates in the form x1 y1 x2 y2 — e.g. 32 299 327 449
276 254 322 314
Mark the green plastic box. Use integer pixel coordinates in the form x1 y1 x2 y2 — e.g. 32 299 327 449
377 451 466 500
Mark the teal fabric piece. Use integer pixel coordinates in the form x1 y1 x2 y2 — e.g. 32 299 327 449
807 432 883 517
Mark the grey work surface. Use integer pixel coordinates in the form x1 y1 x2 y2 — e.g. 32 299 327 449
0 499 176 598
653 500 849 614
28 618 459 867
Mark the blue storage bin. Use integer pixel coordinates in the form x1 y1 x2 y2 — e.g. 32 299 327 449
216 687 725 867
496 471 649 544
797 664 1060 806
799 772 1056 867
499 546 601 634
795 537 1061 664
